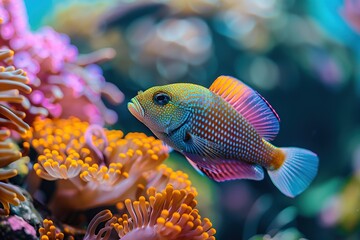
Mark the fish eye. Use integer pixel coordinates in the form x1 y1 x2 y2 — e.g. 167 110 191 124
153 92 170 106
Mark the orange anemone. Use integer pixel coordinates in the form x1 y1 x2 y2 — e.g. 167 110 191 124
0 48 31 215
86 185 216 240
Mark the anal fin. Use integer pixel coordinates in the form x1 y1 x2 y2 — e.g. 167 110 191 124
184 153 264 182
185 156 205 176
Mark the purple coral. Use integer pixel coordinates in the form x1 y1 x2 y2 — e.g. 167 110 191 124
0 0 123 125
8 215 37 236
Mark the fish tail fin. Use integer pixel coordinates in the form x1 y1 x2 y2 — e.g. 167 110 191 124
267 147 319 198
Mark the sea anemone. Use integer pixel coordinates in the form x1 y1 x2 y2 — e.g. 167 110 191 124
0 49 31 134
0 48 30 215
27 117 191 213
0 167 25 215
83 210 115 240
0 0 123 125
85 185 216 240
143 164 197 197
39 219 66 240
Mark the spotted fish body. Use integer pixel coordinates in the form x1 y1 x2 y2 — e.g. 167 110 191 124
183 87 277 167
128 76 319 197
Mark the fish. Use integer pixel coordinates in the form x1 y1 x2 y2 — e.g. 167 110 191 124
128 75 319 197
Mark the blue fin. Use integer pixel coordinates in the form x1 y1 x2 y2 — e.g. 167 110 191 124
268 147 319 197
209 76 280 140
184 153 264 182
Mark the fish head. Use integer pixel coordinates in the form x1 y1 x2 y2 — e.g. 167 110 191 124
128 84 192 135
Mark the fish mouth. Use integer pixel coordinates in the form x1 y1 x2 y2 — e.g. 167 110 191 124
128 97 144 120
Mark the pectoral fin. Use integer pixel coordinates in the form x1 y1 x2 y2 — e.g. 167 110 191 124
184 132 223 158
184 153 264 182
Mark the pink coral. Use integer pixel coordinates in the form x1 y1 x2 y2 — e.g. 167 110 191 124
8 215 37 236
0 0 123 125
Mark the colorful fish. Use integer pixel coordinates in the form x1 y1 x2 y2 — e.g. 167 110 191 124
128 76 319 197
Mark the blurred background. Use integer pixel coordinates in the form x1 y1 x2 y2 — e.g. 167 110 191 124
24 0 360 239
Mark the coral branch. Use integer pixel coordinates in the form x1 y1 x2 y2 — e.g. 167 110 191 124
0 1 123 125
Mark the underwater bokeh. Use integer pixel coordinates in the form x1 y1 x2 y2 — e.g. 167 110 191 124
0 0 359 239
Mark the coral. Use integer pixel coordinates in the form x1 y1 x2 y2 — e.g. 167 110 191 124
8 215 36 234
0 0 123 125
86 185 216 240
26 117 177 211
0 2 218 239
0 48 30 215
0 215 37 240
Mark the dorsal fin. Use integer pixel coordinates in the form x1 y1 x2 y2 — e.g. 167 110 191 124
209 75 280 141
